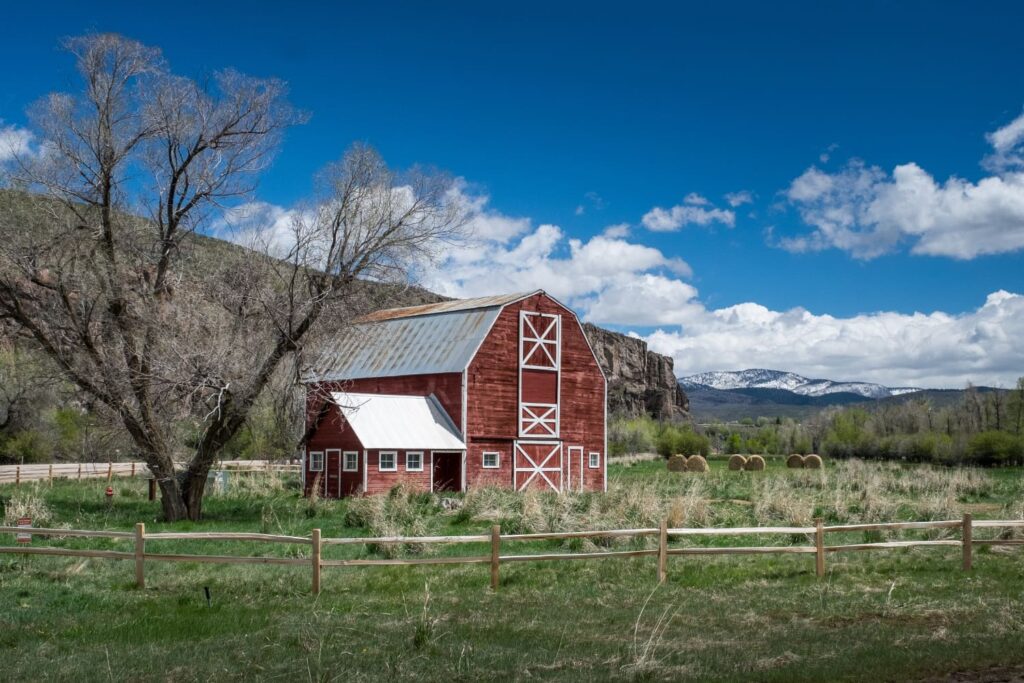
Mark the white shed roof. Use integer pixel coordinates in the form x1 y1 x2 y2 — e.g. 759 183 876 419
331 392 465 450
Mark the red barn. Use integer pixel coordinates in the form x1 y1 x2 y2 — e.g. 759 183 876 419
301 291 607 496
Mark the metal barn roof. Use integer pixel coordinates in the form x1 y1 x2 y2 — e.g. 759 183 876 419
305 291 539 382
331 392 465 450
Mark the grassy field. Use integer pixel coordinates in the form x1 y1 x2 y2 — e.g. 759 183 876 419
2 458 1024 681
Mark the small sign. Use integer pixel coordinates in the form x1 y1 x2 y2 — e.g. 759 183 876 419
16 517 31 544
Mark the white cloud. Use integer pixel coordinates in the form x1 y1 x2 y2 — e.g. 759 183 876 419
783 160 1024 259
207 178 1024 388
784 109 1024 259
602 222 631 238
984 109 1024 170
684 192 709 206
0 122 35 163
641 203 736 231
724 190 753 207
645 290 1024 388
574 204 585 216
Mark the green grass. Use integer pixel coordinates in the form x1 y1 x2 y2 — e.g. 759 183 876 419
2 460 1024 681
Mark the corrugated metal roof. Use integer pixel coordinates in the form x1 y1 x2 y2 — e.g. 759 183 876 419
306 306 502 381
332 392 465 450
356 291 538 323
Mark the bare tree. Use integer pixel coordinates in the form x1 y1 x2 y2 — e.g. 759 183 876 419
0 34 466 520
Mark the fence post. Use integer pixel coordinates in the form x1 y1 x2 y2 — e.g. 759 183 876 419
131 462 136 478
490 525 501 590
107 462 113 482
134 522 146 588
815 517 825 578
311 528 322 596
15 465 20 486
658 518 668 584
77 463 82 480
962 512 973 571
48 464 53 486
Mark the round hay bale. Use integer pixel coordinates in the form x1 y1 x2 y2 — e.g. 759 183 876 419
684 455 710 472
666 454 687 472
744 454 766 471
727 454 747 471
804 454 823 469
786 454 805 469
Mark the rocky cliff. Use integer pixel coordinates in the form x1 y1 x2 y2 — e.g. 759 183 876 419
582 323 690 421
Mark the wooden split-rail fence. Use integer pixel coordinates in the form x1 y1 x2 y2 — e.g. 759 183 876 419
1 514 1022 595
0 460 300 486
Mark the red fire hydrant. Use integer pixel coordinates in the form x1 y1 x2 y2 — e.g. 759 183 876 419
105 486 114 506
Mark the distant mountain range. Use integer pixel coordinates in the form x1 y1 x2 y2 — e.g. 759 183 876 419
679 369 920 399
678 369 988 422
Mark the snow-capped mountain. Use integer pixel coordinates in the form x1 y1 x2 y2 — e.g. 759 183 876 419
679 369 921 399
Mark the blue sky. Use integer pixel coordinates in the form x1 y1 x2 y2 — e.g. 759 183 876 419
2 1 1024 387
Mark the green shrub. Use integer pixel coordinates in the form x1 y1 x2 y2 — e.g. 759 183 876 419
966 431 1024 467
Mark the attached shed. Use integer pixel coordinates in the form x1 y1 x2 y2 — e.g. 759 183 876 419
302 290 607 496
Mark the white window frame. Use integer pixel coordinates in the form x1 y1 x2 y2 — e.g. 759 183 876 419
589 451 601 469
309 450 324 472
519 311 561 371
406 451 424 472
343 451 359 472
378 451 397 472
482 451 500 469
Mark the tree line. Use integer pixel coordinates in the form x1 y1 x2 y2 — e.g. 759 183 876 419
609 379 1024 467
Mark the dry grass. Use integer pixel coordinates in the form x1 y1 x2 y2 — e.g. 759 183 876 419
1 484 54 526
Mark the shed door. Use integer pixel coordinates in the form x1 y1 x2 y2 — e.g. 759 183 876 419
567 446 584 492
514 441 562 492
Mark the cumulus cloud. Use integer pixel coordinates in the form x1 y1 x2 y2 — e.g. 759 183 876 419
684 192 709 206
783 109 1024 259
645 290 1024 389
641 201 736 232
602 222 631 238
0 122 35 163
984 108 1024 170
724 190 753 207
208 178 1024 388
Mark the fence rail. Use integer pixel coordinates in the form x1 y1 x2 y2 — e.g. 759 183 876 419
0 460 299 485
1 515 1021 595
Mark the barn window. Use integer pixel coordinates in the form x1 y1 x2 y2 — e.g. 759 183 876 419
343 451 359 472
406 451 423 471
482 451 500 468
589 452 600 469
379 451 397 471
309 451 324 472
519 311 560 370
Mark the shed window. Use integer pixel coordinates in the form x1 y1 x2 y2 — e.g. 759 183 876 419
309 451 324 472
589 452 600 469
482 451 500 469
343 451 359 472
379 451 397 471
406 451 423 471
